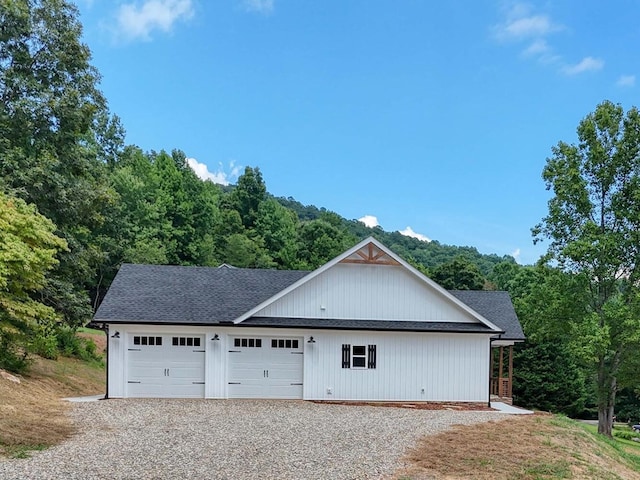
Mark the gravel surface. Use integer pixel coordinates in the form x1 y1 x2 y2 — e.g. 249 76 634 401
0 399 506 479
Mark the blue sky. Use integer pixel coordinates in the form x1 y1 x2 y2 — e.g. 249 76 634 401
75 1 640 265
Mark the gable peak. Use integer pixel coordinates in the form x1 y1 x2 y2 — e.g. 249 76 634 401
339 241 401 266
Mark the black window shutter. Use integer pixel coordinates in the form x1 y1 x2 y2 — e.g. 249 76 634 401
368 345 377 369
342 344 351 368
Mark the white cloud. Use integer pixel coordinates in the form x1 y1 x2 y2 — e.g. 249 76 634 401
562 56 604 75
522 38 549 57
493 3 602 74
242 0 274 14
495 14 558 41
115 0 193 42
511 248 521 263
493 3 562 42
616 75 636 87
399 226 431 243
187 158 242 186
358 215 380 228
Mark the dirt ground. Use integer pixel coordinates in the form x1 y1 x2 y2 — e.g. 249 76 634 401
394 413 640 480
0 356 104 454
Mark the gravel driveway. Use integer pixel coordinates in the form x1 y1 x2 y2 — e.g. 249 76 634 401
0 399 505 479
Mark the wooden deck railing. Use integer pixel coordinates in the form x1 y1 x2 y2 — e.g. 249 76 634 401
490 377 512 399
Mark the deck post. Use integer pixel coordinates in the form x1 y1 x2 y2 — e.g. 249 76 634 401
498 346 504 396
508 345 513 398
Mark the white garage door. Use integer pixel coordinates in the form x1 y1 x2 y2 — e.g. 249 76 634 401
228 336 303 399
127 334 205 398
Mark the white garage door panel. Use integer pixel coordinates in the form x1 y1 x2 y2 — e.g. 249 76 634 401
127 381 165 398
228 336 303 399
126 334 205 398
264 384 302 399
128 365 165 380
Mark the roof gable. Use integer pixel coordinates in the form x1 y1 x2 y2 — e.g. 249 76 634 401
94 238 523 339
234 237 502 333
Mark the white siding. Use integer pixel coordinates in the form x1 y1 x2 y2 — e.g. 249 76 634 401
108 324 490 402
207 332 227 399
303 330 490 402
108 328 125 398
254 263 475 323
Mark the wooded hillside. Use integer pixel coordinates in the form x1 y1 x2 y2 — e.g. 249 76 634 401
3 0 640 429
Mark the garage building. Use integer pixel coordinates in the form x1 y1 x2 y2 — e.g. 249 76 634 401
95 237 524 402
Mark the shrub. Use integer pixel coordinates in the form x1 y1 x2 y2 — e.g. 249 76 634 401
31 332 59 360
0 334 31 374
56 326 102 363
613 429 640 441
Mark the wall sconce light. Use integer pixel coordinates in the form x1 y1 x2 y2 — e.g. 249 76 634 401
111 331 120 339
212 334 220 341
307 336 316 344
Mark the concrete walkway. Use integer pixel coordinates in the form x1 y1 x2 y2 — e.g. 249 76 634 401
491 402 534 414
63 394 104 402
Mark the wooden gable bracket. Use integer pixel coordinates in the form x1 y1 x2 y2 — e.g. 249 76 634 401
339 242 401 266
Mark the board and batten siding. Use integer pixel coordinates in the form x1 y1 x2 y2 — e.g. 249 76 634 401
303 330 490 402
107 325 490 402
254 263 475 323
107 326 125 398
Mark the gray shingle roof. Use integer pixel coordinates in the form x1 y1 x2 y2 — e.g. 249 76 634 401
94 264 308 323
94 264 524 339
449 290 525 341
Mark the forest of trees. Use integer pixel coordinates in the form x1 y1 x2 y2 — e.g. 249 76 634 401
2 0 640 436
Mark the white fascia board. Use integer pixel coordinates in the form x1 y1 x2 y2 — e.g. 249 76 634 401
234 236 503 333
376 242 503 333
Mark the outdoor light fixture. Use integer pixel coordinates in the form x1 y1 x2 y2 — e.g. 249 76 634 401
307 336 316 344
212 334 220 341
111 331 120 339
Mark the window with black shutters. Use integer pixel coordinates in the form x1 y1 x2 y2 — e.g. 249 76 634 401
342 344 377 369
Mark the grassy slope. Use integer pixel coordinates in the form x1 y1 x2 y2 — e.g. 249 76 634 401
0 353 105 457
396 414 640 480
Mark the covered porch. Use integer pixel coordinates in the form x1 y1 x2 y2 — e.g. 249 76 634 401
490 343 515 405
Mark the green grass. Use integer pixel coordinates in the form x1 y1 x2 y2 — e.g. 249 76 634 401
77 327 104 334
522 460 571 478
581 422 640 470
4 444 47 459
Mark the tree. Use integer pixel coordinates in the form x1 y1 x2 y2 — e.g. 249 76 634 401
0 0 119 327
430 256 485 290
255 198 299 268
296 219 356 269
533 100 640 436
230 167 267 229
513 340 588 417
0 192 67 372
490 260 595 415
221 233 274 268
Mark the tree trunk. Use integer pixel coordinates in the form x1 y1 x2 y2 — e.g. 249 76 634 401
597 372 617 436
